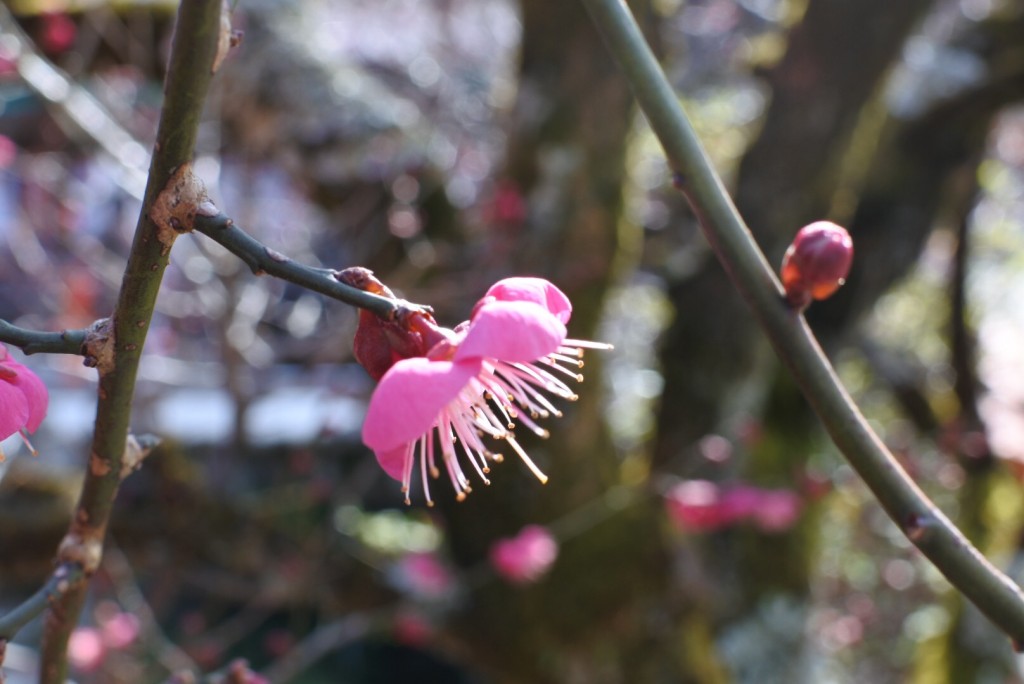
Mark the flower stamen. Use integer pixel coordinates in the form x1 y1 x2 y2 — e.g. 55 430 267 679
505 435 548 484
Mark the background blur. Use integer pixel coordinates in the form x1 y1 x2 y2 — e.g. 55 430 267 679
2 0 1024 682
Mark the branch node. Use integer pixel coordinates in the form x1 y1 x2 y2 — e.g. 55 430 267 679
120 433 160 481
212 0 234 74
81 318 115 374
151 163 209 243
905 513 937 544
394 300 434 323
56 533 103 575
265 247 290 264
783 291 811 312
196 199 220 218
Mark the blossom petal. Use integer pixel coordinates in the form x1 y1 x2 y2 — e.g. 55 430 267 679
6 360 48 433
490 525 559 584
455 300 566 364
374 443 410 481
0 381 30 440
362 357 481 454
485 278 572 324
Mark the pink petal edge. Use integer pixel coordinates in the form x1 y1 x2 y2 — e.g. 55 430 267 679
7 360 49 433
455 300 566 364
362 357 481 454
485 278 572 324
0 382 30 440
374 443 410 482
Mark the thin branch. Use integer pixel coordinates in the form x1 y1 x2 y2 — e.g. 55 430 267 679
0 320 86 356
949 182 983 427
103 545 199 676
259 612 376 684
191 211 417 320
38 2 228 681
580 0 1024 644
0 564 83 643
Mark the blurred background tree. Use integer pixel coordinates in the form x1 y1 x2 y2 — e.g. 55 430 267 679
2 0 1024 682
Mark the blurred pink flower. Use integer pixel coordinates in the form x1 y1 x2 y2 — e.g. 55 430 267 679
0 344 48 456
0 135 16 169
68 627 105 672
38 12 77 55
748 489 803 532
225 659 270 684
100 611 141 649
393 610 434 646
490 525 559 584
263 629 295 657
363 278 610 504
665 480 744 531
67 607 141 672
394 551 455 600
665 480 803 533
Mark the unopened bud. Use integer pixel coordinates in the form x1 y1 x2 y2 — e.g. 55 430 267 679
780 221 853 309
339 268 449 379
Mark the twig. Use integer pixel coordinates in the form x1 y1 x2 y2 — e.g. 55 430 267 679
191 211 410 320
580 0 1024 644
38 2 227 681
949 182 983 427
103 545 200 676
0 321 86 356
259 612 376 684
0 564 83 645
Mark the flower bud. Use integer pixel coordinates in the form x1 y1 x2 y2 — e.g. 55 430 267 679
337 268 438 379
780 221 853 309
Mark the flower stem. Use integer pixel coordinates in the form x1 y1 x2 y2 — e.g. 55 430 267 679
37 2 226 681
580 0 1024 642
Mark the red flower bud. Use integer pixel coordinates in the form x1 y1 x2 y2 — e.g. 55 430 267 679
780 221 853 309
337 267 451 379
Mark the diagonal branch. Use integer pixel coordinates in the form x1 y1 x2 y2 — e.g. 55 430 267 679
0 564 84 646
580 0 1024 644
37 2 228 681
191 211 415 320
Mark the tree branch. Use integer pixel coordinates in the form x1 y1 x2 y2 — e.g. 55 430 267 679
0 321 86 356
0 564 83 647
581 0 1024 644
191 211 412 320
38 2 228 681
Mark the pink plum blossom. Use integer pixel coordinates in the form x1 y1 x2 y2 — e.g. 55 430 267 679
748 489 803 532
393 610 434 646
664 480 746 532
99 611 141 649
392 551 455 600
665 480 804 533
362 277 610 505
68 627 105 672
67 608 142 673
489 525 559 584
0 344 49 458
